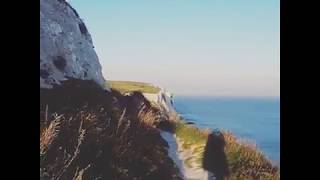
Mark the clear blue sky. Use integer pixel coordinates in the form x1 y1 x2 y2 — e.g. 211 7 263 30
70 0 280 97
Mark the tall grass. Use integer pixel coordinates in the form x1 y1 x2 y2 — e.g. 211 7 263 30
222 131 280 180
40 114 62 156
40 79 182 180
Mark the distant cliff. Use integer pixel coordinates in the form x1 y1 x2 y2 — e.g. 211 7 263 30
143 89 175 114
109 81 177 118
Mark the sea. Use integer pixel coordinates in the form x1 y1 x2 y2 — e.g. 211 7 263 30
173 96 280 166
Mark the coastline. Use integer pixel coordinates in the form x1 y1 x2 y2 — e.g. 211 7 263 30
177 111 280 168
173 96 280 166
181 114 280 170
40 0 279 178
108 81 280 179
40 80 280 179
147 90 280 179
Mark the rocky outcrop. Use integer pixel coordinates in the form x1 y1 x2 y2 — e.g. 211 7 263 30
40 0 109 90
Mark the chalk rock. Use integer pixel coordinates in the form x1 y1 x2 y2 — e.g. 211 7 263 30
40 0 109 90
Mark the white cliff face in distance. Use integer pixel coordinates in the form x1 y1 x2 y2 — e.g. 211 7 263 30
40 0 109 90
143 88 176 114
157 89 175 113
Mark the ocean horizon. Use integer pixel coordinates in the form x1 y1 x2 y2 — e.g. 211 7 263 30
173 96 280 166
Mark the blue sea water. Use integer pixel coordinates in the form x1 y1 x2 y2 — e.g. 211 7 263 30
173 96 280 165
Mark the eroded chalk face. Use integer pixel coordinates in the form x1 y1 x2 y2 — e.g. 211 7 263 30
40 0 109 90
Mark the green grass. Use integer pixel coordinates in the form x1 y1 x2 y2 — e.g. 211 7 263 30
174 122 207 168
108 81 160 94
175 122 207 149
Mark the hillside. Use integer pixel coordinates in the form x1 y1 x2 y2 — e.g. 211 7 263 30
40 79 182 180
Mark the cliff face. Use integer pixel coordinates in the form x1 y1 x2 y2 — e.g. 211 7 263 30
143 89 176 114
40 0 109 90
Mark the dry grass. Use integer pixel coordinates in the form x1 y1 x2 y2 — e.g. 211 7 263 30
40 79 280 180
222 131 280 180
40 114 63 156
137 106 159 128
40 79 182 180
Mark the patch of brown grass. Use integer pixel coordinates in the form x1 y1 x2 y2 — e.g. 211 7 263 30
222 131 280 180
40 114 62 156
137 106 159 128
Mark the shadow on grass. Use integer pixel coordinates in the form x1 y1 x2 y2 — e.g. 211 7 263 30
202 131 229 180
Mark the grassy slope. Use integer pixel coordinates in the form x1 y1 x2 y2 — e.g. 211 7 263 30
40 79 182 180
109 81 160 94
109 80 280 179
173 121 280 180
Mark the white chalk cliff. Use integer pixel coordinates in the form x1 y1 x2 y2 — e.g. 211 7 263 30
143 89 176 114
40 0 109 90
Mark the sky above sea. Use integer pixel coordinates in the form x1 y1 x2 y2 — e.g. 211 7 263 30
70 0 280 97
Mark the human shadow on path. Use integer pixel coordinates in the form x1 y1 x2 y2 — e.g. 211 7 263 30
202 131 229 180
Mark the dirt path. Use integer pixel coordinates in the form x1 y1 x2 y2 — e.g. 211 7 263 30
160 131 215 180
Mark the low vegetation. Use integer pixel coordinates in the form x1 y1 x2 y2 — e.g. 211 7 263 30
40 79 182 180
109 80 161 94
222 131 280 180
40 79 279 180
170 119 280 180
